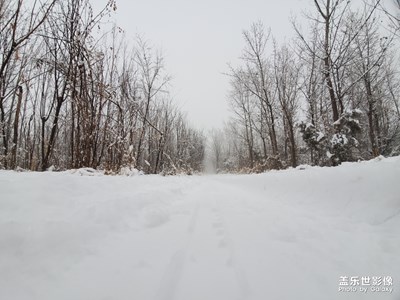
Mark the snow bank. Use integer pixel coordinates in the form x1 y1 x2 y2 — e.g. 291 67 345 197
0 156 399 300
119 166 144 177
69 167 104 176
65 167 144 177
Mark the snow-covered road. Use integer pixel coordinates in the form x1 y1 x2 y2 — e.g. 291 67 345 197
1 157 399 300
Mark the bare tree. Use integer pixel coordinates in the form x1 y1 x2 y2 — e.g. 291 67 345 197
0 0 56 168
228 78 257 169
134 37 170 169
229 22 279 158
379 0 400 35
293 0 383 123
273 43 301 167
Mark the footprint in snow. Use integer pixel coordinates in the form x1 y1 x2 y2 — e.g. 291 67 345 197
216 229 224 236
133 260 151 269
218 238 228 248
212 222 223 229
141 206 170 228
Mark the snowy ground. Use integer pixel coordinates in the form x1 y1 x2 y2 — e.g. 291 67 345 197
1 157 400 300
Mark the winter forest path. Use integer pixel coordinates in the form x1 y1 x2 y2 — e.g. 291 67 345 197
0 157 400 300
153 178 253 300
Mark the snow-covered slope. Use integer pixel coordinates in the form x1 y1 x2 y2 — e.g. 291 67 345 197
1 157 399 300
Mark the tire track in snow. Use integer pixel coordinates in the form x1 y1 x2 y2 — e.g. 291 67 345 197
153 201 200 300
154 179 252 300
153 249 186 300
212 197 252 300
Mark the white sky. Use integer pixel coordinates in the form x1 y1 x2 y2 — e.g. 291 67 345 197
94 0 309 131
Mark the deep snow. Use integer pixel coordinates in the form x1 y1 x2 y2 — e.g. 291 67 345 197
0 157 399 300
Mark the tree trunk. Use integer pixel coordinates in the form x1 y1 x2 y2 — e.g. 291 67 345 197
11 86 23 169
42 97 63 171
321 0 339 122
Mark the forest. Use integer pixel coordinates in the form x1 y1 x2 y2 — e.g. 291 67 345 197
1 0 400 174
0 0 205 174
209 0 400 172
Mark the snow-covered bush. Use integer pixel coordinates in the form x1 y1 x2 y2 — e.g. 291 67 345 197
329 109 362 165
299 122 325 147
70 168 104 176
119 166 143 177
299 122 327 165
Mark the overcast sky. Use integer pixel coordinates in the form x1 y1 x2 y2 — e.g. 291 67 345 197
95 0 309 131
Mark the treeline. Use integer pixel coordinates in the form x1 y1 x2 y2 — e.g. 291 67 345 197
209 1 400 173
0 0 205 174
